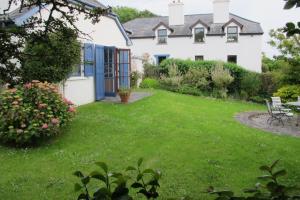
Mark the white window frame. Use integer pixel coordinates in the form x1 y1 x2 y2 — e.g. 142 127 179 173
157 29 168 44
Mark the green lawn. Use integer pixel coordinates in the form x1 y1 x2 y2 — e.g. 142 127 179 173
1 90 300 199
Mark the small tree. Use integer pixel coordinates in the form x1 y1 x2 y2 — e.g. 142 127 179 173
211 62 234 98
21 27 81 83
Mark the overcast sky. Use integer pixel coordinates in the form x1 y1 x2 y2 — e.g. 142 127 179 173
101 0 300 57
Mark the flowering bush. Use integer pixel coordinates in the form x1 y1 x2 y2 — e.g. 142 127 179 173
0 81 76 146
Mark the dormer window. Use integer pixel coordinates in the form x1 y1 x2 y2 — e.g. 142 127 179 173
227 26 238 42
158 29 167 44
194 27 205 43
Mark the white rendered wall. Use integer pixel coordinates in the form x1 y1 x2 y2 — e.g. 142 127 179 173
213 0 230 23
61 77 95 106
130 33 263 73
168 0 184 26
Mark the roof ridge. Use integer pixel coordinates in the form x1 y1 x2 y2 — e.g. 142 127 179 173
229 13 261 24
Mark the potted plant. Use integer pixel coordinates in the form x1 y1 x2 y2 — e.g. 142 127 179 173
118 87 131 103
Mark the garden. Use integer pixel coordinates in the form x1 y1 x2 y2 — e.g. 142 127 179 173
1 0 300 199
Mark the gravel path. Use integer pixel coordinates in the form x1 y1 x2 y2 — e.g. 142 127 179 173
235 111 300 137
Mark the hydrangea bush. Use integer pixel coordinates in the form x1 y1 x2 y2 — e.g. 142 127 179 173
0 81 76 146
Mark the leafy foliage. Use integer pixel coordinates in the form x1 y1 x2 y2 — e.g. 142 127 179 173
74 158 161 200
283 0 300 36
211 62 234 98
112 6 157 23
0 0 108 86
21 27 81 83
208 160 300 200
0 81 75 146
143 63 161 79
240 72 262 100
182 67 211 91
140 78 160 89
130 71 142 88
273 85 300 102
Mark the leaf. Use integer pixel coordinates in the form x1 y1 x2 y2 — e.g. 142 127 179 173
74 183 83 192
77 193 88 200
73 171 84 178
270 160 280 170
286 22 296 30
142 168 155 174
90 171 106 183
137 158 143 167
259 165 271 172
96 162 108 173
273 169 287 178
81 176 90 185
125 166 136 171
131 182 143 188
93 187 110 199
258 175 273 180
284 0 297 9
137 173 143 181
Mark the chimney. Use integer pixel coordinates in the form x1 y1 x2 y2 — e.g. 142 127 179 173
168 0 184 26
213 0 230 23
0 0 9 14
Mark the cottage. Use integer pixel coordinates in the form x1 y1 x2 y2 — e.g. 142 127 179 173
5 0 132 105
124 0 264 73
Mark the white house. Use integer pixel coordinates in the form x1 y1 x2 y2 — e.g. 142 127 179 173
124 0 264 73
4 0 132 105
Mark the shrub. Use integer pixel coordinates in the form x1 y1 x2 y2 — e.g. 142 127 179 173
143 62 160 79
209 160 300 200
240 72 262 100
160 58 247 94
273 85 300 102
0 81 75 146
211 62 234 98
74 158 161 200
130 71 141 88
182 67 211 91
21 27 81 83
260 72 281 97
140 78 160 89
159 64 183 91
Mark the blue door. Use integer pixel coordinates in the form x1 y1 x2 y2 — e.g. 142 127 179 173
118 49 131 89
95 45 105 100
104 47 117 96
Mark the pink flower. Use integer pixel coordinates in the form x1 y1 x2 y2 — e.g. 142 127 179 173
68 107 76 113
42 124 48 129
51 118 59 125
64 98 74 105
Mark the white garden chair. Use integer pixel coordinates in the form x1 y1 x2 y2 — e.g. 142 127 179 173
271 97 292 112
266 100 293 126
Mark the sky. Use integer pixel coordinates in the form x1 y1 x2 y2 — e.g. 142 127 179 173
101 0 300 57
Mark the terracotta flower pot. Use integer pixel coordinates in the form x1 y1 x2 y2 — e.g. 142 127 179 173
119 93 131 103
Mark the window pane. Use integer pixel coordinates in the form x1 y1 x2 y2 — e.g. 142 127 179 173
195 28 205 43
227 26 238 42
227 27 237 34
158 29 167 44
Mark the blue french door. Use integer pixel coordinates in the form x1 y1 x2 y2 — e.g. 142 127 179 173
104 47 117 96
95 45 105 100
118 49 131 89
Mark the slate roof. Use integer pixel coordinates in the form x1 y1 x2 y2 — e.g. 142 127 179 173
123 13 264 38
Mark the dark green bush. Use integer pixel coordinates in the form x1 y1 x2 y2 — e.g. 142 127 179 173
0 81 76 146
21 28 81 83
140 78 160 89
240 72 262 100
182 67 211 91
74 158 161 200
143 63 160 79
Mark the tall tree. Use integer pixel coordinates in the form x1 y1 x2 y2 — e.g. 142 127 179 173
112 6 157 23
0 0 109 86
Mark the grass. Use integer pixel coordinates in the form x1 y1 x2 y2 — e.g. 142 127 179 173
0 90 300 199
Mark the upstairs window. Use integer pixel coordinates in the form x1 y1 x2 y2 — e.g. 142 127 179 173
158 29 167 44
194 27 205 43
227 26 238 42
